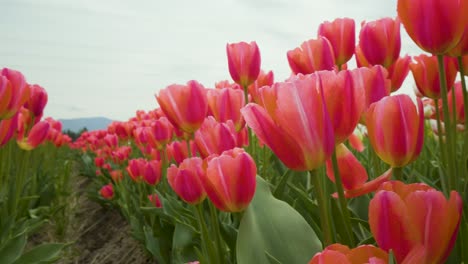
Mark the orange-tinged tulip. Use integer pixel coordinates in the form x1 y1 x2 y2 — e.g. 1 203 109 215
145 117 173 150
241 73 334 171
100 184 114 200
366 94 424 167
369 181 463 263
410 54 458 99
247 70 274 104
358 17 401 68
207 87 245 130
156 80 208 134
317 18 355 67
460 55 468 76
166 140 197 164
194 117 238 159
24 84 48 118
0 68 30 120
202 148 256 212
226 41 261 87
348 131 365 152
309 244 388 264
148 193 162 208
319 70 365 144
354 45 370 68
397 0 468 54
0 112 18 147
287 37 336 75
447 29 468 56
387 55 411 92
167 157 206 205
17 121 50 151
441 81 465 124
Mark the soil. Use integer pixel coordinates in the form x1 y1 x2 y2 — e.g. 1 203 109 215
30 170 154 264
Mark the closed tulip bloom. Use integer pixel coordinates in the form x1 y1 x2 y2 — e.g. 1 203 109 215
369 181 463 263
226 41 261 87
156 80 208 134
207 87 245 130
166 140 197 164
309 244 388 264
287 37 336 75
318 18 355 67
359 17 401 68
447 29 468 56
241 73 334 171
367 94 424 167
167 157 206 205
387 55 411 92
398 0 468 54
194 117 238 159
354 45 370 68
202 148 256 212
24 84 48 118
148 193 162 208
145 117 174 150
410 54 458 99
0 68 30 120
17 121 50 151
319 70 365 144
127 158 146 182
439 81 465 124
100 184 114 200
143 160 162 186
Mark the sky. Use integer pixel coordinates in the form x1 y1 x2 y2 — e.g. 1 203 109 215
1 0 422 121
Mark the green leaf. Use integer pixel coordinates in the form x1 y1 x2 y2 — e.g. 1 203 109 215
143 226 166 264
0 233 27 264
172 223 199 263
12 243 66 264
237 176 322 264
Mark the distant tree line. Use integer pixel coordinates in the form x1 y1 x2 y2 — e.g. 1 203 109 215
63 127 88 141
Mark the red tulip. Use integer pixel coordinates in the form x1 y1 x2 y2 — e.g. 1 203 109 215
287 37 336 75
226 41 261 87
410 54 458 99
166 140 197 164
24 84 48 118
387 55 411 92
100 184 114 200
0 68 30 120
439 81 465 124
145 117 174 150
17 121 50 150
110 170 124 182
241 73 334 171
447 29 468 56
247 70 274 104
319 70 365 144
207 87 245 130
317 18 355 67
369 181 463 263
194 117 238 159
0 112 18 147
366 94 424 167
358 17 401 68
202 148 256 212
167 157 206 205
397 0 468 54
156 80 208 134
309 244 388 264
148 193 162 208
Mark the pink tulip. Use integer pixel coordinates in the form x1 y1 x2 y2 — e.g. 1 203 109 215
167 157 206 205
318 18 355 67
287 37 336 75
207 87 245 131
194 117 238 159
100 184 114 200
0 68 30 120
226 41 261 87
17 121 50 150
24 84 48 118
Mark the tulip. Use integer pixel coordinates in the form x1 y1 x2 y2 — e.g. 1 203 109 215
317 18 355 67
358 17 401 68
24 84 48 118
309 244 388 264
110 170 123 182
148 193 162 208
145 117 174 150
103 133 118 148
366 94 424 167
241 73 334 171
410 54 458 99
325 144 391 198
17 121 50 151
438 81 465 124
348 130 365 153
247 70 274 104
287 37 336 75
142 159 162 185
207 87 245 130
194 117 238 159
397 0 468 54
167 157 206 204
226 41 261 87
460 55 468 76
166 140 197 164
156 80 208 134
202 148 256 212
0 112 18 147
387 55 411 92
319 70 365 144
447 29 468 56
354 45 370 68
127 158 146 182
0 68 30 120
369 181 463 263
100 184 114 200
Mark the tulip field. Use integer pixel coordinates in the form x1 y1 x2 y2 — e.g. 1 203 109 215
2 0 468 263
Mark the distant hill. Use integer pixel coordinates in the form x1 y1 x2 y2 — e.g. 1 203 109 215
59 117 114 132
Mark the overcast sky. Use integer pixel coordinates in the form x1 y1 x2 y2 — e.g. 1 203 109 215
2 0 421 121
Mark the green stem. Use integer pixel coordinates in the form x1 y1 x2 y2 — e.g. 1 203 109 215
310 169 333 246
208 203 223 263
330 149 355 246
437 55 457 192
194 204 216 263
457 56 468 188
243 84 254 157
434 100 449 195
392 166 403 181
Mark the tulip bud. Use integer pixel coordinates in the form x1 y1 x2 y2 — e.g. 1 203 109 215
167 157 206 205
226 41 261 87
100 184 114 200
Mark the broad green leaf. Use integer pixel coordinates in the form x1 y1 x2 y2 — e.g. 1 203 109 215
237 176 322 264
12 243 66 264
0 233 27 264
143 225 166 264
172 223 199 263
